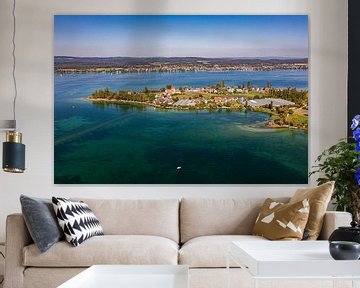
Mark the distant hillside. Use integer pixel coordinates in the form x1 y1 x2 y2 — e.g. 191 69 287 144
54 56 308 73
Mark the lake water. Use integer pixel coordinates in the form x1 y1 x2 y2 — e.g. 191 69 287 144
54 70 308 184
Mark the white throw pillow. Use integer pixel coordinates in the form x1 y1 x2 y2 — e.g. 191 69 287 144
52 197 103 247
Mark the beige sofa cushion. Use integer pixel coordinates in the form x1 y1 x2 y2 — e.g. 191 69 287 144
179 235 267 268
24 268 86 288
180 198 288 243
72 198 179 243
23 235 178 267
290 181 334 240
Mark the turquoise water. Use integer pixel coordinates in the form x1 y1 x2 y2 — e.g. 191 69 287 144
54 70 308 184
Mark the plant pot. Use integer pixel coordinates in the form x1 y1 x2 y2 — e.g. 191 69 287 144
329 221 360 244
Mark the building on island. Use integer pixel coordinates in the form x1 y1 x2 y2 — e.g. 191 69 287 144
248 98 295 107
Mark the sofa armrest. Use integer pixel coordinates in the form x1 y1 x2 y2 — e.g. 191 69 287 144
4 214 33 288
318 211 352 240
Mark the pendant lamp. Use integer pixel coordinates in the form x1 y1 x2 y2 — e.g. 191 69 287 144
1 0 26 173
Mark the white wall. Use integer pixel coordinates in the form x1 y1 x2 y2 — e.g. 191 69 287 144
0 0 348 242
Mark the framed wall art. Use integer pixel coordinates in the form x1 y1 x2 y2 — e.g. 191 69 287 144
54 15 308 184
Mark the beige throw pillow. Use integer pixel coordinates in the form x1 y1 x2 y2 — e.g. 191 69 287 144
252 198 310 240
289 181 334 240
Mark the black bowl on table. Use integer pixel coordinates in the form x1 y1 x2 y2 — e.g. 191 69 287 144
329 241 360 260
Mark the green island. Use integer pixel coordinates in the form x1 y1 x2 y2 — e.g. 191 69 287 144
86 81 308 130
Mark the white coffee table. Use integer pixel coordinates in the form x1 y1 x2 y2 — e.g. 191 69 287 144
228 241 360 288
58 265 189 288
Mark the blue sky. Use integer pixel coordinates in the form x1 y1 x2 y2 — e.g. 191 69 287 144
54 15 308 58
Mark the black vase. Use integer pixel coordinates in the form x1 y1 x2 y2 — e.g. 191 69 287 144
328 221 360 244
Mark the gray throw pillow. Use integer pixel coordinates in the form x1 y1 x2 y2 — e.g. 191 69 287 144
20 195 64 253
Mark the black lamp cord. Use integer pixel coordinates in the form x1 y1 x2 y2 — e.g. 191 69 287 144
0 251 4 284
12 0 18 128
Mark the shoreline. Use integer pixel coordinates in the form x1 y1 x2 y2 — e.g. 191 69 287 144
55 67 308 74
85 97 238 111
85 97 307 131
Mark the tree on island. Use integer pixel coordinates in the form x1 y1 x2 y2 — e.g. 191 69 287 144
266 87 307 106
215 81 225 88
269 100 273 110
245 100 249 108
247 81 252 89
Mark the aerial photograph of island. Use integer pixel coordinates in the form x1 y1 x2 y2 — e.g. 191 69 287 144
54 15 308 184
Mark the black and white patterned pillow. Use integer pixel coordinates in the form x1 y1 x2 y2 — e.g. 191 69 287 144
52 197 104 247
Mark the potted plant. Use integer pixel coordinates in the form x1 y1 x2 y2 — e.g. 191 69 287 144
310 115 360 222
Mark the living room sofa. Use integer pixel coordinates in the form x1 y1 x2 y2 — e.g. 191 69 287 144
4 198 352 288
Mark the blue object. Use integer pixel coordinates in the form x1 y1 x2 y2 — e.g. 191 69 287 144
353 128 360 142
351 115 360 130
2 141 25 172
355 168 360 185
